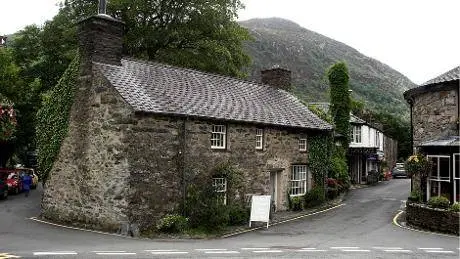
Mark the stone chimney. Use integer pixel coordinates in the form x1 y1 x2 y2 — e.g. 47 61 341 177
261 67 292 91
77 14 124 70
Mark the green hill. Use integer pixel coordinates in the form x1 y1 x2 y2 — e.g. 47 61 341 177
240 18 415 118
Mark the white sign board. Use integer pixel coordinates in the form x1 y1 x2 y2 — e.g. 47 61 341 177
249 195 271 228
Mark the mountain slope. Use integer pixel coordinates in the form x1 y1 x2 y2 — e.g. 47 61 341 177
239 18 416 117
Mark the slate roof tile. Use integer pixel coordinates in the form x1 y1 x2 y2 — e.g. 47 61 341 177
94 58 332 130
421 66 460 86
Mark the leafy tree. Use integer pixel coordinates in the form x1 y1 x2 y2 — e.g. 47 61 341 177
327 61 351 148
62 0 252 77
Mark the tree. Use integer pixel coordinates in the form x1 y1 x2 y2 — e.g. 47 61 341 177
62 0 252 77
327 61 351 148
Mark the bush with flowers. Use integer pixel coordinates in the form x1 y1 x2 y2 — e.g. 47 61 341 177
405 153 431 178
0 105 17 142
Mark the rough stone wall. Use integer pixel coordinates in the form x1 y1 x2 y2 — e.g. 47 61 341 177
42 69 320 234
184 120 312 211
412 85 459 147
384 136 398 167
124 115 183 233
406 202 459 235
41 70 132 232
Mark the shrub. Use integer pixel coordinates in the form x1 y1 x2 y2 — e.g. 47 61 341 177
408 190 421 202
156 214 188 233
228 203 250 225
450 202 460 212
183 185 229 231
327 178 338 188
327 188 338 200
427 196 450 209
291 196 302 211
304 187 325 208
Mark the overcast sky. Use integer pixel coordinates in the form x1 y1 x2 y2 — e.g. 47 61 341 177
1 0 459 84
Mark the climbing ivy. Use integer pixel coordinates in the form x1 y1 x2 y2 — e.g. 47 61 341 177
308 134 331 191
327 62 351 148
36 54 80 183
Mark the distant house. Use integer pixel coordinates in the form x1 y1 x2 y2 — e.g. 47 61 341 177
308 103 398 184
41 14 332 233
0 36 6 48
404 66 459 202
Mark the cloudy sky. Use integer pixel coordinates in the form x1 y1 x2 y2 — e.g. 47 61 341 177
1 0 459 84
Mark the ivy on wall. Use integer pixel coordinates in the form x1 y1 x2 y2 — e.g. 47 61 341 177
308 134 330 189
36 54 80 183
327 62 351 148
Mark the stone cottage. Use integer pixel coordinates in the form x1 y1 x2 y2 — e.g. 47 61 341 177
41 14 332 234
404 66 459 202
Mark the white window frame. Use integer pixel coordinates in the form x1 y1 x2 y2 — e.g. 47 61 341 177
211 125 226 149
290 165 308 196
256 128 263 150
299 138 307 152
212 177 227 205
375 131 380 147
454 153 460 203
352 125 362 143
427 155 451 201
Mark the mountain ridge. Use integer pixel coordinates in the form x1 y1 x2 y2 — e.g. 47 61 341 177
239 17 415 117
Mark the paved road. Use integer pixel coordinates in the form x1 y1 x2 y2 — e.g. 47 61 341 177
0 179 458 258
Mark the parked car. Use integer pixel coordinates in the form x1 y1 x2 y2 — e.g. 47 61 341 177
392 164 407 178
0 171 8 199
6 171 23 194
17 168 38 189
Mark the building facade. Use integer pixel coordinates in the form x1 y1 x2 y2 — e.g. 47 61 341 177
404 66 459 202
40 14 332 234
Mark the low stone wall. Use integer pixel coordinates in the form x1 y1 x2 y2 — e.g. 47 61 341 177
406 202 459 235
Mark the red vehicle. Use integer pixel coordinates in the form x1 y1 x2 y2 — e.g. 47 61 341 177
3 170 23 194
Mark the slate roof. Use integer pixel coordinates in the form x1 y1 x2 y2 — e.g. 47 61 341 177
421 66 460 87
94 58 332 130
404 66 459 100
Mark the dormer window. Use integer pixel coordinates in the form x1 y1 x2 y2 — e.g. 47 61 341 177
211 125 226 149
299 138 307 151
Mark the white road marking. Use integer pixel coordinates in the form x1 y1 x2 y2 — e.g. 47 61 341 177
92 251 127 253
252 250 283 253
331 247 360 249
95 252 136 255
0 253 21 258
204 251 240 254
384 249 413 253
33 251 78 255
342 249 371 252
150 251 189 255
373 247 403 250
297 249 328 252
145 250 179 252
241 248 269 250
195 248 227 251
418 248 443 250
425 250 455 254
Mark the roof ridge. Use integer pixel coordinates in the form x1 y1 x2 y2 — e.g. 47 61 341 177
121 57 275 89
